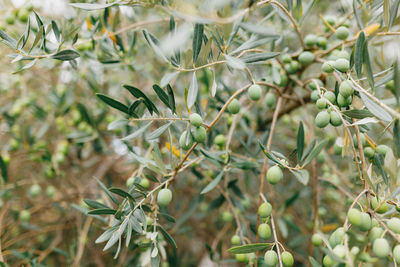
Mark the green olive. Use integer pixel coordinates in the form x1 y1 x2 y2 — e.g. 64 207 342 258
20 209 31 222
309 79 324 90
214 134 226 146
364 147 375 159
311 233 323 246
323 255 335 267
323 91 336 104
311 90 320 102
248 84 262 101
315 111 330 128
266 165 283 184
29 184 42 198
334 58 350 73
388 217 400 234
222 210 233 222
264 92 277 109
372 238 390 258
193 126 207 143
376 145 390 156
371 197 389 214
317 36 328 49
235 253 248 262
264 250 278 266
316 98 327 109
298 51 315 65
322 61 335 73
46 186 56 198
258 202 272 218
157 188 172 206
189 113 203 127
258 223 272 239
359 212 371 232
333 244 346 258
179 130 194 150
330 112 342 127
393 244 400 264
339 81 354 97
281 54 292 64
227 99 240 114
347 208 362 227
139 178 150 189
304 34 318 47
281 251 294 267
336 26 350 40
369 227 384 242
231 235 241 245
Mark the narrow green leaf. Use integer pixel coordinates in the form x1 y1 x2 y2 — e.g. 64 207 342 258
297 122 304 162
160 71 179 88
122 121 153 141
0 29 17 48
95 177 119 205
389 0 400 29
342 109 373 119
241 52 280 64
192 24 204 63
373 154 388 185
200 171 224 194
166 84 176 114
152 84 171 109
123 85 159 115
109 188 135 200
107 119 129 131
394 61 400 104
70 3 116 10
30 25 43 52
228 243 270 254
157 225 177 248
51 49 80 61
0 156 7 183
187 72 198 108
301 139 327 167
159 212 176 223
289 169 309 185
394 119 400 157
354 31 365 78
384 0 390 27
362 40 374 90
225 54 246 70
259 141 282 165
88 208 117 215
84 199 110 209
359 92 392 122
97 94 130 115
146 122 172 140
309 256 322 267
142 29 168 62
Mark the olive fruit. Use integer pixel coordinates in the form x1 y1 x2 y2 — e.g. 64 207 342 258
317 36 328 49
264 92 276 109
323 91 336 104
179 130 194 150
359 212 371 232
258 202 272 218
235 254 248 262
329 227 345 247
5 14 15 25
323 255 335 267
46 186 56 198
311 90 320 102
364 147 375 159
372 238 390 258
298 51 315 65
337 50 350 60
393 245 400 264
330 112 342 127
386 80 395 91
322 61 335 73
334 58 350 72
193 126 207 143
336 26 350 40
266 165 283 184
309 79 324 90
311 233 323 246
18 9 29 23
20 210 31 222
281 251 294 267
339 81 354 97
29 184 42 198
371 197 389 214
325 16 336 26
258 223 272 239
388 218 400 234
228 99 240 114
214 134 226 146
264 250 278 266
315 111 330 128
304 34 318 47
337 94 352 107
376 145 390 156
316 98 327 109
222 210 233 222
347 208 362 227
285 61 300 74
369 227 384 242
248 84 262 101
126 177 135 188
139 178 150 189
231 235 241 245
278 73 288 87
189 113 203 127
157 188 172 206
333 245 346 258
281 54 291 64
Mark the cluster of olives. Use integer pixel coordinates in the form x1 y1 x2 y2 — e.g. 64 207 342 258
3 6 33 27
126 177 151 190
179 113 207 150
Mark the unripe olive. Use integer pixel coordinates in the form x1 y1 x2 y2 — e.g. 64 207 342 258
330 112 342 127
364 147 375 159
189 113 203 127
235 253 248 262
264 92 276 109
311 233 323 246
214 134 226 146
337 50 350 60
323 91 336 104
231 235 241 245
359 212 371 232
322 61 335 73
258 223 272 239
193 126 207 143
222 210 233 222
347 208 362 227
228 99 240 114
298 51 315 65
20 209 31 222
323 255 335 267
325 16 336 26
146 216 154 226
393 245 400 263
336 26 350 40
285 61 300 74
281 54 291 64
337 93 352 107
157 188 172 206
311 90 320 102
18 9 29 23
304 34 318 47
309 79 324 90
281 251 294 267
329 227 345 247
126 177 135 188
248 84 262 101
369 227 384 242
5 14 15 25
139 178 150 189
278 73 288 87
46 186 56 198
339 81 354 97
371 197 389 214
334 58 350 72
179 130 194 150
388 218 400 234
266 165 283 184
317 152 325 163
29 184 42 198
372 238 390 258
264 250 278 266
317 36 328 49
333 244 346 258
376 145 390 156
315 111 330 128
386 80 395 91
316 98 327 109
258 202 272 218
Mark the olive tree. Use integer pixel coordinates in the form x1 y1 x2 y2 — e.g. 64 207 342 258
0 0 400 266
